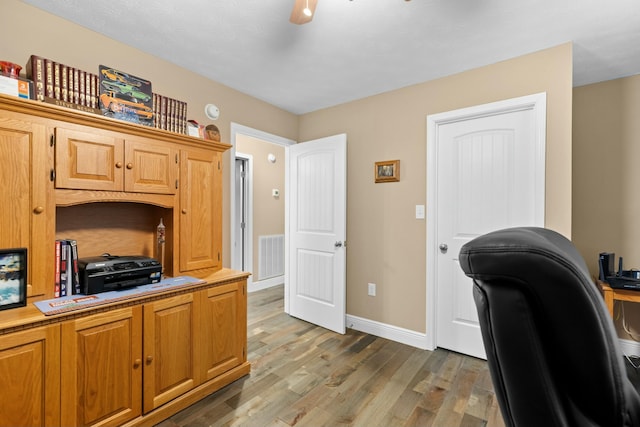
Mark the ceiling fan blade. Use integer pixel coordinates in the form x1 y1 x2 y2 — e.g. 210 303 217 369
289 0 318 25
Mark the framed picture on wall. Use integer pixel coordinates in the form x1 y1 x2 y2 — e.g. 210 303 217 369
0 248 27 311
375 160 400 183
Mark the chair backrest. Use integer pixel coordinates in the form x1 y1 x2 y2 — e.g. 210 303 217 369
458 227 640 427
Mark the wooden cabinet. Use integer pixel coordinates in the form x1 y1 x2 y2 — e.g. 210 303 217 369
143 293 197 413
55 127 178 194
61 306 143 427
0 325 60 427
179 148 222 273
59 277 248 427
199 280 246 381
0 95 247 427
0 114 54 297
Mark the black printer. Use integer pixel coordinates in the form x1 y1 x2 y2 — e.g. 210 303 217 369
78 254 161 295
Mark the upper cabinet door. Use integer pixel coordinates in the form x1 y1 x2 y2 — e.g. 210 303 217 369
55 127 178 194
179 148 222 273
55 127 123 191
124 137 177 194
0 116 54 297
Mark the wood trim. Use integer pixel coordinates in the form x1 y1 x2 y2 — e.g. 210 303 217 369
55 188 177 208
0 94 231 151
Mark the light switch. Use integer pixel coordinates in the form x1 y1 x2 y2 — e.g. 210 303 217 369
415 204 425 219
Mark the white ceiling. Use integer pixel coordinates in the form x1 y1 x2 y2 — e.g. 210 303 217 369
22 0 640 115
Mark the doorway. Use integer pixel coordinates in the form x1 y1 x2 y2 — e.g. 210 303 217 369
230 123 295 292
425 93 547 358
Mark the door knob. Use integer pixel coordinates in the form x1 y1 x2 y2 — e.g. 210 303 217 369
439 243 448 253
335 241 343 248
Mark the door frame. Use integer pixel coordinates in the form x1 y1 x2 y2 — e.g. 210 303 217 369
424 93 547 351
229 123 295 292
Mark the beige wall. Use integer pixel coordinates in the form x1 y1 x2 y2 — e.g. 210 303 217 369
573 75 640 337
236 135 286 276
2 0 299 268
5 0 574 336
299 43 573 333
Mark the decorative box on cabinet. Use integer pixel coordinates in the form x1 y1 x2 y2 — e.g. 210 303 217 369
0 113 54 298
0 325 60 427
55 127 178 195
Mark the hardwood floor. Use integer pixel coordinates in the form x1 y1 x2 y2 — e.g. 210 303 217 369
157 285 505 427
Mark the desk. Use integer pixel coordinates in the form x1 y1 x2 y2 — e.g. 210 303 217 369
599 281 640 317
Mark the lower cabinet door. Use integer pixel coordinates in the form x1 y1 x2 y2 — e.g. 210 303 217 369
143 293 197 413
61 306 142 427
0 325 60 427
199 280 246 381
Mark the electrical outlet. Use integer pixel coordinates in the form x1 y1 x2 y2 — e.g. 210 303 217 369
368 282 376 296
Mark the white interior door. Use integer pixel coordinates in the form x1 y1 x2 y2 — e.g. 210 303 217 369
427 93 546 359
286 134 347 334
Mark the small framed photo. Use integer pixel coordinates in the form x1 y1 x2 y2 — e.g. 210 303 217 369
375 160 400 183
0 248 27 311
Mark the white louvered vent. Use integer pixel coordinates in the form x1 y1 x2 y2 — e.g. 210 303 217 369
258 234 285 280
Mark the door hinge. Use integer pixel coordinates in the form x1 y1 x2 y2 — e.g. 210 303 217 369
240 170 246 179
218 252 221 261
175 153 179 164
50 134 55 147
175 179 179 189
240 222 246 230
218 160 221 170
50 168 55 182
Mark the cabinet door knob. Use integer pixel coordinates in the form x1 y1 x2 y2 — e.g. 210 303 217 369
182 209 187 214
146 355 153 364
133 359 141 368
126 163 133 169
33 206 44 214
115 162 123 169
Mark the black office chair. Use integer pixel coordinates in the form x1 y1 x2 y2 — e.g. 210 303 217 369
458 226 640 427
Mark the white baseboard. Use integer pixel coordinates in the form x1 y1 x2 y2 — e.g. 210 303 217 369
248 275 283 293
342 322 640 357
346 314 428 350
